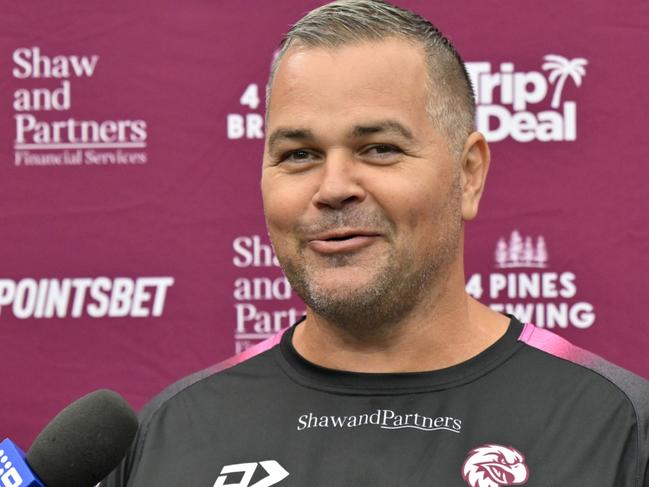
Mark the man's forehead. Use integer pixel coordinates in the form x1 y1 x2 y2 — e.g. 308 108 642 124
274 39 426 85
266 39 430 132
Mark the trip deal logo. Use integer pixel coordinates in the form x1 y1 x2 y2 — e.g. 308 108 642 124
466 230 595 329
466 55 588 143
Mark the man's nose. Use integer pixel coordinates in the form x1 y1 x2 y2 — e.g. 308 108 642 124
311 151 367 210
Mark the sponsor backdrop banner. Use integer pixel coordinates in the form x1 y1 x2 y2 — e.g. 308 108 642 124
1 0 648 447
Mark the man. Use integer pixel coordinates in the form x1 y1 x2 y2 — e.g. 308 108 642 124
104 1 649 486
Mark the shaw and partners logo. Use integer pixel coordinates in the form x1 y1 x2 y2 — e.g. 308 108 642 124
297 409 462 433
232 235 305 353
11 47 148 167
466 231 595 329
0 276 174 319
466 55 588 143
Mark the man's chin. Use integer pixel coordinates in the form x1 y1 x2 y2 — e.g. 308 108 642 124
300 269 391 314
280 254 401 327
306 267 380 293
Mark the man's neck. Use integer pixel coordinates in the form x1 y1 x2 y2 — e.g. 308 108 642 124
291 285 510 373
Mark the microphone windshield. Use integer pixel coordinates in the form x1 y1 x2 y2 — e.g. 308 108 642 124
26 389 138 487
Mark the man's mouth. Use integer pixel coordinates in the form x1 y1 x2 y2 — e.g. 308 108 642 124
325 235 355 241
307 230 381 254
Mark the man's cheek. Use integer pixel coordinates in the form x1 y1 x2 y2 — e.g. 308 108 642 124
406 206 423 230
268 231 296 260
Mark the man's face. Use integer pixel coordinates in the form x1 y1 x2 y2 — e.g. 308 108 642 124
262 39 465 331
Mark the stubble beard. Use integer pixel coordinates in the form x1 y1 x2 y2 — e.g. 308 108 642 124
282 244 446 338
275 181 463 338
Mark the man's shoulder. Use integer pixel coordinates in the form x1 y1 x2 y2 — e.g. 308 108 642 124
518 322 649 420
101 330 288 487
140 329 288 422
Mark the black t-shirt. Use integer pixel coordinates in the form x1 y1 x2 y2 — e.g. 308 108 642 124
103 317 649 486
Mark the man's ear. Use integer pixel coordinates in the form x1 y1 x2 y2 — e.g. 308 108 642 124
460 131 491 221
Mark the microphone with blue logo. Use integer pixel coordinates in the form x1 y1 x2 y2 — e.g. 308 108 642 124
1 389 137 487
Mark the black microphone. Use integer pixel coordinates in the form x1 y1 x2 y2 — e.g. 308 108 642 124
1 389 138 487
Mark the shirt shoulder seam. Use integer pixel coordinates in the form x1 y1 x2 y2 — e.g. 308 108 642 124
127 330 287 483
520 324 645 486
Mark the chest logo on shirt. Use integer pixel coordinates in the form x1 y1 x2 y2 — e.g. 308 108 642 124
461 444 529 487
213 460 289 487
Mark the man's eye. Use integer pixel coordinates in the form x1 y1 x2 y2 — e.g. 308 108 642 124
281 150 317 162
365 144 401 157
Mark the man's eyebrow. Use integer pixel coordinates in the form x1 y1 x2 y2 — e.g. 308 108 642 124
350 120 414 140
267 128 315 150
267 121 414 150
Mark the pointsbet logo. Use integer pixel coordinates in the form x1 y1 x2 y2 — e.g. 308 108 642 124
0 277 174 319
466 55 588 143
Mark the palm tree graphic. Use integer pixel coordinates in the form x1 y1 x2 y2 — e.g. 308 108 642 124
542 54 588 109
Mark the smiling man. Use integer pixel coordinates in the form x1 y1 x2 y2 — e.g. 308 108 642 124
103 2 649 487
261 27 508 374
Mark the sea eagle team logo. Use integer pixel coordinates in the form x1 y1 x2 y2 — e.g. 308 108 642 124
461 444 529 487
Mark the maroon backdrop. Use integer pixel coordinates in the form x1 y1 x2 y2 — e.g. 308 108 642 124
2 0 648 448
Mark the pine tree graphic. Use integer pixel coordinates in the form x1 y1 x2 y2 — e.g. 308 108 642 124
508 230 523 265
495 238 507 267
535 236 548 266
495 231 548 268
523 236 534 264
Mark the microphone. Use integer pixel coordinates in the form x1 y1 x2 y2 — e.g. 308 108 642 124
1 389 138 487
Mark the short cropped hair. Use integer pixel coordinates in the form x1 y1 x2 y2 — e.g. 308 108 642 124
266 0 476 154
